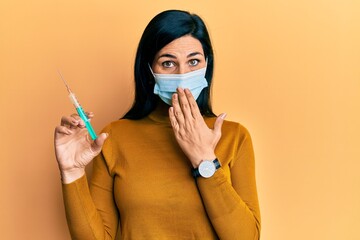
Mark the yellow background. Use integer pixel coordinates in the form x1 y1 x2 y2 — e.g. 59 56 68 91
1 1 359 239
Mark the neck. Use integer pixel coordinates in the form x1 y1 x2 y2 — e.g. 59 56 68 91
148 99 171 123
156 99 170 112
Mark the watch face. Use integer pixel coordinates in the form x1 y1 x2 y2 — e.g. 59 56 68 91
199 160 216 178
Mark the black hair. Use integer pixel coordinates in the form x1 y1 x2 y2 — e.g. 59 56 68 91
123 9 215 119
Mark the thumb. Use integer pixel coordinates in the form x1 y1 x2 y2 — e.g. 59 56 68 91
91 132 109 153
213 113 227 134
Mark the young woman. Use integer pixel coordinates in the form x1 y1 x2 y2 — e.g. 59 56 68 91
55 9 261 240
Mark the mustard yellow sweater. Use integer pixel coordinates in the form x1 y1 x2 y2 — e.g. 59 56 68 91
62 106 261 240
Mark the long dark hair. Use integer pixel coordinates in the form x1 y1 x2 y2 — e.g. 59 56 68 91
123 10 215 119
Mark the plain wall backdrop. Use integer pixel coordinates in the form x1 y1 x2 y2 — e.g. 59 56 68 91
0 1 359 239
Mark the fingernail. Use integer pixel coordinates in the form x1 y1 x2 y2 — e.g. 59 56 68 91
220 113 227 119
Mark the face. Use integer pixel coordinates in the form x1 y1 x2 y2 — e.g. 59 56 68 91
151 35 206 74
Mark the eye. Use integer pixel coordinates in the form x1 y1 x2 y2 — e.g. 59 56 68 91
162 61 175 68
188 59 200 66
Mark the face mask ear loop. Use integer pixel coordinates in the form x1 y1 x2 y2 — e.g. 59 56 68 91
205 57 208 75
148 63 156 77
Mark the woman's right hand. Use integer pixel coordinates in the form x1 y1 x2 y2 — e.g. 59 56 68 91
54 112 108 184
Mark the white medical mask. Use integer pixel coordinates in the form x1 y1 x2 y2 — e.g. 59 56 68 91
150 66 208 105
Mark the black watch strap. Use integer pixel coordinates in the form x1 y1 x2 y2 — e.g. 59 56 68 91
192 158 221 178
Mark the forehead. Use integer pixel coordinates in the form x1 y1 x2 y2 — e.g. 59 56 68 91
156 35 204 57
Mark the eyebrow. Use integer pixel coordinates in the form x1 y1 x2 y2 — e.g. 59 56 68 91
157 52 204 60
187 52 203 58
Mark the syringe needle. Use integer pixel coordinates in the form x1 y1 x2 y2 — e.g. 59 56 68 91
57 69 72 93
57 70 98 140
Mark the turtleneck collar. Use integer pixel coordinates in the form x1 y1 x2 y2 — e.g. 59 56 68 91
147 101 171 124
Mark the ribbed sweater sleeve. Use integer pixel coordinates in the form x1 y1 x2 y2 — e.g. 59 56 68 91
196 124 261 240
61 127 118 240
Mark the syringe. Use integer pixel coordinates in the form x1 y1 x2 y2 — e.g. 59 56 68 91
58 70 98 140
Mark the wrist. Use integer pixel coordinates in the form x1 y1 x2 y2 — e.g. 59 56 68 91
192 158 221 178
60 168 85 184
191 153 217 168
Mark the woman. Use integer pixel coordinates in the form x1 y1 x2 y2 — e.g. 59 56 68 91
55 9 261 240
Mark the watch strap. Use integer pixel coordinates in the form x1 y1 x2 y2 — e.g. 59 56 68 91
192 158 221 178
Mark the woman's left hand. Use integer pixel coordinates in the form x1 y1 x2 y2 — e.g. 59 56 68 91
169 88 226 168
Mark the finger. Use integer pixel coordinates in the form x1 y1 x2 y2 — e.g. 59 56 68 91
61 116 80 127
184 88 202 118
68 114 86 127
168 107 180 131
70 113 80 118
171 93 185 126
74 112 94 124
55 125 73 135
91 132 109 153
86 111 95 120
176 88 193 120
213 113 227 134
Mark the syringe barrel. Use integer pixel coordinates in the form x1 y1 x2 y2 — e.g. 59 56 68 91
76 106 98 140
68 92 97 140
68 93 80 108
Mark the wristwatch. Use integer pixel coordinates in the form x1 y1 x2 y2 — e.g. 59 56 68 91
192 158 221 178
